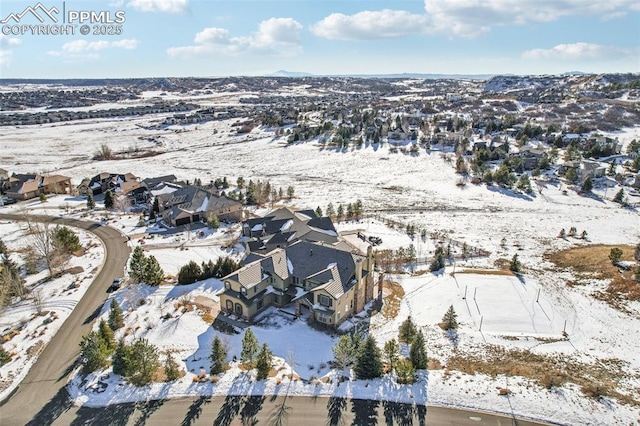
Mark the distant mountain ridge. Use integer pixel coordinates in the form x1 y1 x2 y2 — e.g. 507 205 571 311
265 70 497 80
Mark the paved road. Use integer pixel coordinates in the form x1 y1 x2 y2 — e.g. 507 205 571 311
0 213 131 426
45 394 550 426
0 213 551 426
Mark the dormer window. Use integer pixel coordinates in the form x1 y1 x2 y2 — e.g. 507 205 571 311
241 287 247 295
224 281 230 290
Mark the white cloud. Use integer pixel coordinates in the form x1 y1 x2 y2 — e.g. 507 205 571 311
522 42 637 60
167 18 303 58
0 35 21 67
423 0 640 38
310 9 428 40
127 0 187 13
109 0 125 7
48 39 138 57
310 1 639 41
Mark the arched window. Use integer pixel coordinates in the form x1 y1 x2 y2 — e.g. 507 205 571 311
226 300 233 311
235 303 243 316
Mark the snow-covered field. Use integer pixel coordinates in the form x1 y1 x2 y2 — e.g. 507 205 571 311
1 104 639 424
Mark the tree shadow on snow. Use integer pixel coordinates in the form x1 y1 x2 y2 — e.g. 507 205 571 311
70 401 136 426
181 395 211 426
351 398 380 426
487 185 535 201
326 396 347 426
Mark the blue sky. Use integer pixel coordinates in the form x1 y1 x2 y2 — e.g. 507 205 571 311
0 0 638 78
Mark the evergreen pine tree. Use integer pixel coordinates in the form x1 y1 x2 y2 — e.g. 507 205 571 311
315 206 323 217
337 204 344 221
112 338 129 376
210 336 227 375
255 343 273 380
177 260 202 285
0 346 11 366
558 228 566 238
442 305 458 330
152 197 160 214
326 203 335 218
241 328 259 367
383 338 400 372
332 334 356 368
354 336 383 380
98 319 116 352
108 299 124 330
581 230 588 240
510 253 521 273
104 190 114 209
143 255 164 285
79 331 110 374
398 316 418 344
286 186 294 199
129 246 146 283
409 331 428 370
87 193 95 210
124 339 160 386
613 188 625 204
164 352 181 381
581 176 593 193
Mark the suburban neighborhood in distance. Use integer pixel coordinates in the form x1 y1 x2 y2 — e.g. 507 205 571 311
1 72 639 425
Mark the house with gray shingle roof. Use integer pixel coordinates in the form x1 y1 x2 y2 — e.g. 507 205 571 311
157 184 243 227
219 240 375 328
242 207 338 253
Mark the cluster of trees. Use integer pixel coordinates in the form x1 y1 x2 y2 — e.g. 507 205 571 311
243 179 294 206
177 256 240 285
239 328 274 380
375 245 417 273
128 246 164 286
321 200 364 222
430 246 446 272
510 254 522 273
79 300 174 385
558 227 588 240
332 316 427 383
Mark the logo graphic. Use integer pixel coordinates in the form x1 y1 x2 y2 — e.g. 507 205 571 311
1 2 59 24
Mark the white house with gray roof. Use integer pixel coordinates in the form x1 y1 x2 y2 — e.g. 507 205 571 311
219 240 375 328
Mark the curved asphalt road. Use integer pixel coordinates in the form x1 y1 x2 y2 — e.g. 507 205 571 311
0 213 551 426
0 213 131 426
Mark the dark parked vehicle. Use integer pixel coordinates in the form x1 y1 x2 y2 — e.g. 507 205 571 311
107 277 123 293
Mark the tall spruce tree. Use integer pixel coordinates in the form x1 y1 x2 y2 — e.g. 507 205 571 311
144 255 164 285
383 338 400 372
255 343 273 380
398 316 417 344
104 190 114 209
98 319 116 352
112 338 129 376
129 246 146 283
164 352 181 381
442 305 458 330
354 335 383 380
79 331 110 374
210 336 227 375
108 299 124 330
409 331 428 370
332 334 356 368
87 193 95 210
241 328 259 366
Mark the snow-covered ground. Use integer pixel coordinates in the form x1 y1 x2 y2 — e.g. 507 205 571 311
1 107 639 424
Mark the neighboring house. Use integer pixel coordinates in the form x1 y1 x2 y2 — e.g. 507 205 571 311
6 173 72 200
242 207 338 253
142 175 178 191
581 160 607 180
514 146 547 170
78 172 148 203
219 240 375 328
157 184 242 226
